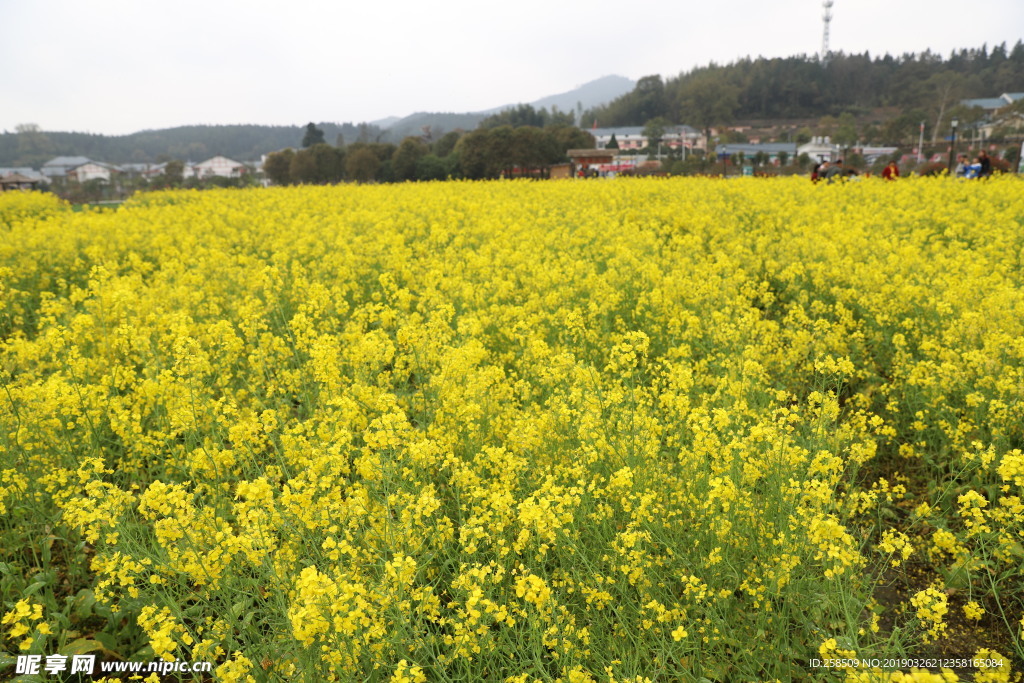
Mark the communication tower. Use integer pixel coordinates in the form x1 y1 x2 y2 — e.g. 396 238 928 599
821 0 834 64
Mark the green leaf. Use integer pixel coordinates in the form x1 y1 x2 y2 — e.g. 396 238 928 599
92 631 123 658
130 644 155 661
942 564 972 590
230 599 250 619
72 589 96 620
59 638 106 656
23 581 47 597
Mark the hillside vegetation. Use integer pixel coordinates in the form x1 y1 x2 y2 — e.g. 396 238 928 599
3 44 1020 168
587 43 1024 141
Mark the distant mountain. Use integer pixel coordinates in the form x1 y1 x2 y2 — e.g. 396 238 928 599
380 75 636 140
0 75 636 166
379 113 493 143
369 116 401 129
516 75 637 116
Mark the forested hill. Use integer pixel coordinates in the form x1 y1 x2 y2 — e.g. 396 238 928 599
0 122 381 168
586 42 1024 129
2 76 637 168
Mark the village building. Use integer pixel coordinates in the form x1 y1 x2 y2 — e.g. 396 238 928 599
120 162 169 180
715 142 797 164
184 156 247 179
42 156 93 179
855 146 900 165
0 167 47 185
959 93 1024 144
41 156 120 182
67 162 119 183
960 92 1024 113
589 125 705 154
797 137 841 163
0 172 44 192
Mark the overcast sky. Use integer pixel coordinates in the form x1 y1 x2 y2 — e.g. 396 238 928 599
2 0 1022 136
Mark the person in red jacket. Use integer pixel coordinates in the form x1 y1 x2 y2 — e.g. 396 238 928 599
882 160 900 180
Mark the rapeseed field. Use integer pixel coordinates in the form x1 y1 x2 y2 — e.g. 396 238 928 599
1 176 1023 682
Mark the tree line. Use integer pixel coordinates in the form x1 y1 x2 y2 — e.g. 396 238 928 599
0 122 384 169
586 42 1024 144
262 121 594 184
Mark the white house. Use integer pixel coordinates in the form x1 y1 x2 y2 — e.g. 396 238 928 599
67 162 117 183
41 156 119 182
797 137 841 163
41 156 94 179
185 156 246 179
590 125 705 153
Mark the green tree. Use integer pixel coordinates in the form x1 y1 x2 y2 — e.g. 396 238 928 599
455 129 502 179
289 148 317 183
546 106 575 127
607 133 619 149
547 126 595 155
816 115 839 138
486 126 516 177
480 104 545 129
834 112 858 149
311 143 345 183
302 123 326 148
433 131 462 158
634 76 668 123
1003 144 1020 170
393 137 429 181
923 72 966 144
415 154 456 181
164 160 185 186
345 147 380 183
480 104 576 130
674 73 740 146
509 127 560 176
14 123 55 167
151 159 185 188
719 129 749 143
263 149 294 185
881 110 928 145
643 117 669 153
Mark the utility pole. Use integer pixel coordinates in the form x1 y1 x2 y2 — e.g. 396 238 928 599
947 117 959 173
